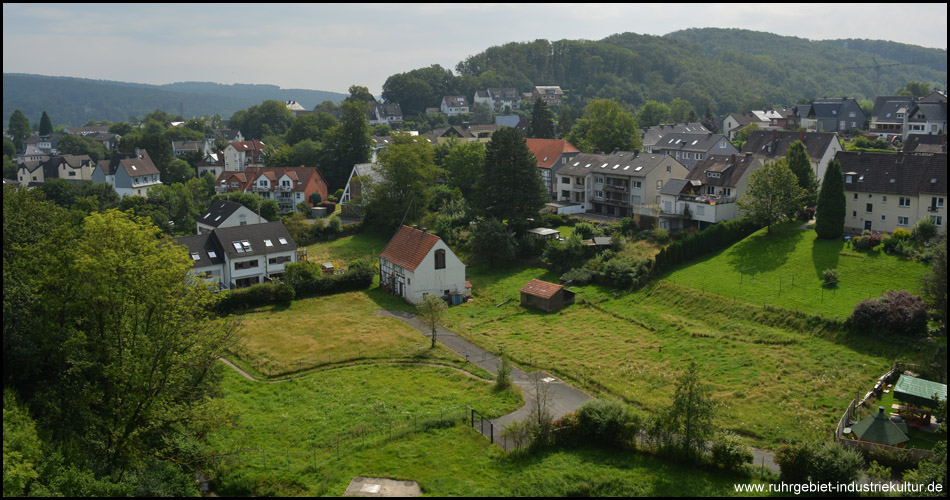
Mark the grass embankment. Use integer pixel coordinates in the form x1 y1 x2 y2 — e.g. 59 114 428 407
661 222 929 318
446 261 924 448
210 365 762 497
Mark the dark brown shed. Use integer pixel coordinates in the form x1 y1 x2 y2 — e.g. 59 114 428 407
520 279 575 312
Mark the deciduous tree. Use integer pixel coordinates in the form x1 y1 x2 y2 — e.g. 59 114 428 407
666 361 715 461
636 100 671 128
566 99 642 154
472 218 517 268
737 158 805 234
8 109 31 152
364 133 439 230
418 293 448 349
320 100 373 190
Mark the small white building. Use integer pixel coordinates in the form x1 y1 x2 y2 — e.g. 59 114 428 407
378 225 467 305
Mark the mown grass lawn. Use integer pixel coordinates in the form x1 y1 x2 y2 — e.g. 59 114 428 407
661 221 929 318
210 366 763 497
302 231 391 266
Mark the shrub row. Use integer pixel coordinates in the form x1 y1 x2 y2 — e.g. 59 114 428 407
283 258 375 298
217 281 295 313
653 218 761 272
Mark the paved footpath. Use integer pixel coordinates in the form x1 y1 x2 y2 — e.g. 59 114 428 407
372 309 781 471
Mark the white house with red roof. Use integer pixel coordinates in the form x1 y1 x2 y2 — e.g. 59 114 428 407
378 225 467 305
223 139 266 172
214 166 329 214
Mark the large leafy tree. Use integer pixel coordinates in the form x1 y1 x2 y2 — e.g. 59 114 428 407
786 140 819 208
228 100 293 140
669 98 695 123
442 141 486 202
636 100 671 128
56 133 109 162
472 217 517 268
3 190 236 478
320 100 373 190
38 111 53 135
815 159 846 239
285 112 337 146
737 158 805 234
364 133 440 230
527 98 556 139
565 99 642 154
477 127 548 230
345 84 376 103
8 109 31 152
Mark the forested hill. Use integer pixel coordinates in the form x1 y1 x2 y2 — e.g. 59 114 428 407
443 29 946 116
2 74 347 126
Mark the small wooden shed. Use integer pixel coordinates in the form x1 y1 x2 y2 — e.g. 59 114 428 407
520 278 575 312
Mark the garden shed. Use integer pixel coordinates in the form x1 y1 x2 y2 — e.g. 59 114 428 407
520 278 575 312
526 227 560 241
893 375 947 409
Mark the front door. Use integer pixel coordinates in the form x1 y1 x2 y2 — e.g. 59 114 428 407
864 220 872 231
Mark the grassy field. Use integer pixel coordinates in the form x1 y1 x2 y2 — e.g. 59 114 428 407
302 231 391 266
210 365 763 497
226 288 466 378
661 221 930 318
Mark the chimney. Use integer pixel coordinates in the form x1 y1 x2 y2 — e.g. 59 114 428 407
634 150 640 158
730 154 736 163
800 129 805 142
771 129 777 143
878 406 885 415
421 227 427 234
896 152 904 164
611 147 620 154
135 147 141 158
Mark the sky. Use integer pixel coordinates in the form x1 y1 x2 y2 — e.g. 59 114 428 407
3 3 947 96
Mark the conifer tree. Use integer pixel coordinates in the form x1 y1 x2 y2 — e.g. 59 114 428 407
527 99 556 139
38 111 53 136
477 127 547 231
815 159 846 239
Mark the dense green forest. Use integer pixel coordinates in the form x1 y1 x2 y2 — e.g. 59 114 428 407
2 74 347 126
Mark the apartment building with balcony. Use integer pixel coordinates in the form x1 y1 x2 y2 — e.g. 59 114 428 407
658 153 764 231
214 166 328 215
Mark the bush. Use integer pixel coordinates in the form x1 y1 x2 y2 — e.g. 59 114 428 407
775 442 815 483
574 399 642 450
710 432 754 472
494 357 513 392
852 232 882 251
574 222 595 240
620 217 638 235
601 256 651 289
326 215 341 233
849 290 928 336
809 442 864 484
823 268 839 285
912 217 937 242
560 268 595 286
218 281 295 313
284 258 375 298
539 212 568 228
651 227 670 244
892 227 912 240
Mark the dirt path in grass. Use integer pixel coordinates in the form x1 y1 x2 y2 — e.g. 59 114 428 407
372 308 782 472
216 357 491 383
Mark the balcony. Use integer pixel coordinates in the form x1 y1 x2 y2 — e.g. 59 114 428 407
603 183 628 193
929 206 940 213
677 194 736 205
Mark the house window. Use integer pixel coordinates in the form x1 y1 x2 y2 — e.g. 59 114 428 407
696 153 703 160
562 177 570 184
930 216 943 226
268 256 292 265
933 197 945 208
719 140 726 148
656 180 663 190
866 203 873 213
845 174 853 183
435 249 446 270
632 181 642 189
897 216 910 226
881 215 886 221
882 196 887 203
899 197 911 207
852 211 857 218
234 260 259 270
853 193 858 200
666 165 671 173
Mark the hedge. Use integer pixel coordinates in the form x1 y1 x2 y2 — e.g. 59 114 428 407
653 218 761 273
283 258 375 298
217 281 295 313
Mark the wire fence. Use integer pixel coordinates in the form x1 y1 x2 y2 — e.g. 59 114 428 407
208 404 475 472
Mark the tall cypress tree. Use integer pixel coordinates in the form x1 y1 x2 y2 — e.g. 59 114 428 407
8 109 31 153
527 99 556 139
477 127 547 231
39 111 54 136
815 159 846 239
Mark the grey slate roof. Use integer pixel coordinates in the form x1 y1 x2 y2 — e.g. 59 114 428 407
659 178 691 196
654 132 728 152
871 96 915 122
443 96 469 107
686 154 761 187
558 151 668 177
175 232 225 268
903 134 947 154
740 131 838 161
214 221 296 260
641 122 709 148
836 151 947 197
198 200 246 228
100 150 160 177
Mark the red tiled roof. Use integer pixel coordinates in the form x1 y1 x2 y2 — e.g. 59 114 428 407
520 279 563 300
525 139 580 169
379 225 442 271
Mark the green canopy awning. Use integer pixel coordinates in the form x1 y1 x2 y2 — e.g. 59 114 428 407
851 407 909 446
893 375 947 409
